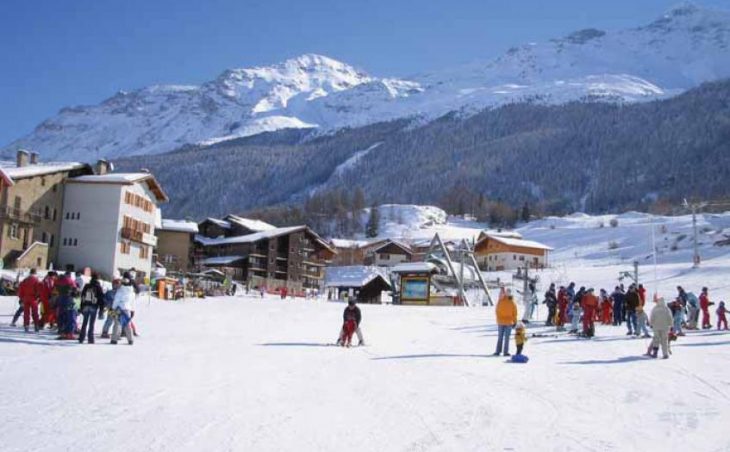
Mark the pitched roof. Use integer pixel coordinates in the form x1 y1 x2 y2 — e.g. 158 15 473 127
201 218 232 229
479 234 553 251
391 262 438 273
224 214 276 232
372 239 413 254
195 225 336 253
324 266 391 289
0 161 90 181
160 219 199 234
68 172 169 202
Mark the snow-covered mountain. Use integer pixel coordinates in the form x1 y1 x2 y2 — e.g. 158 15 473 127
5 3 730 160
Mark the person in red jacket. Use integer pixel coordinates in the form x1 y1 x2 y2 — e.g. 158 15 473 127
638 284 647 307
18 269 42 333
599 289 612 325
556 286 569 331
700 287 713 329
39 271 57 329
581 288 599 337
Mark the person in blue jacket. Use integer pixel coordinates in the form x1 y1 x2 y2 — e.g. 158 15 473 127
611 286 625 326
100 279 119 339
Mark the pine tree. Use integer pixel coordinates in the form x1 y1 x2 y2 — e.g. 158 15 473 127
521 202 531 223
366 204 380 238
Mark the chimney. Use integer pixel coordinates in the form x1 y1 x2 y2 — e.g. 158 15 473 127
96 159 111 175
30 152 39 164
16 150 29 167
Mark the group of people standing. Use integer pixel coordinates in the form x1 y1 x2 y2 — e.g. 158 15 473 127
10 268 140 345
496 280 728 361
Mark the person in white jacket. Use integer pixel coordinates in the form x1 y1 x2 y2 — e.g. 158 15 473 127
111 278 136 345
647 296 673 359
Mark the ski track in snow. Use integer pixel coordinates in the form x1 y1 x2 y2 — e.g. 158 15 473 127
2 292 730 451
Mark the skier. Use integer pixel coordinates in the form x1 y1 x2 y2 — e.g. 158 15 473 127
569 301 582 335
521 282 538 324
17 269 42 333
646 297 673 359
515 322 527 356
39 271 57 329
100 279 119 338
581 288 598 337
111 277 136 345
599 289 612 325
685 291 700 329
78 273 104 344
337 299 364 346
556 286 569 331
635 304 651 338
637 284 647 307
669 298 684 336
699 287 713 329
55 272 79 340
625 284 640 336
494 288 517 356
717 301 729 330
543 283 557 326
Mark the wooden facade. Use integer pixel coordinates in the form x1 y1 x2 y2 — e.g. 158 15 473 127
474 234 552 271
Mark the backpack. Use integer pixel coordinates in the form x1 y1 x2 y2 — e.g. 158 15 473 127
83 286 99 306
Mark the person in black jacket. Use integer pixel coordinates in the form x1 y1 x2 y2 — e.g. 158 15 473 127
543 283 557 326
337 299 364 346
78 273 105 344
625 284 641 336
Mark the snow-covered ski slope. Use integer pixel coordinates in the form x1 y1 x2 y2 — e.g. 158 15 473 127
2 294 729 452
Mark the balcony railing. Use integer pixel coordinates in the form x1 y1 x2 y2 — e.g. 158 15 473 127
0 206 42 224
121 227 157 246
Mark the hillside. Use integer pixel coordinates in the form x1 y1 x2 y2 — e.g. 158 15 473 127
116 79 730 218
4 3 730 160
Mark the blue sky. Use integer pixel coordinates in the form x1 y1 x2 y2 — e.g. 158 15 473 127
1 0 728 147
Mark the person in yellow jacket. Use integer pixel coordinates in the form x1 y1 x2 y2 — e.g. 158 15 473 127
494 288 518 356
515 322 527 356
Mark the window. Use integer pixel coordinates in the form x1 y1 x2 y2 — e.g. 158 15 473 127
36 257 42 267
50 235 55 247
140 246 149 259
9 223 18 239
63 238 68 246
77 212 81 220
41 177 46 187
52 209 57 221
380 253 390 260
14 196 21 210
44 206 50 220
73 238 78 246
52 184 58 193
513 255 516 260
65 212 70 220
41 232 48 243
519 256 525 261
120 241 131 254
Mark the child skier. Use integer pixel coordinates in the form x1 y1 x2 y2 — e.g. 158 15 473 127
569 301 582 334
515 322 527 355
556 286 568 331
337 299 364 347
700 287 713 329
600 289 612 325
717 301 729 330
636 305 651 338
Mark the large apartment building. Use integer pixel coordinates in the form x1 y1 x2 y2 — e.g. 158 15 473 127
57 172 168 279
195 219 335 290
0 150 94 269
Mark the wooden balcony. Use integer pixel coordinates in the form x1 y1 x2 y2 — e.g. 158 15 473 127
120 227 157 246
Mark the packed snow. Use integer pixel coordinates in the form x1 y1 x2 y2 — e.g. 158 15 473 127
5 4 730 160
2 291 730 452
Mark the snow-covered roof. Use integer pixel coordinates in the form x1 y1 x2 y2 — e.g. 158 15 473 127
0 161 89 180
203 218 232 229
485 235 554 251
391 262 438 273
324 266 391 289
68 172 169 202
200 255 247 266
373 239 413 254
224 214 276 232
160 219 199 234
481 230 523 239
330 238 370 248
195 225 335 252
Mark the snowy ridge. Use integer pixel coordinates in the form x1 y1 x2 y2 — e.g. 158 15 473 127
4 4 730 160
